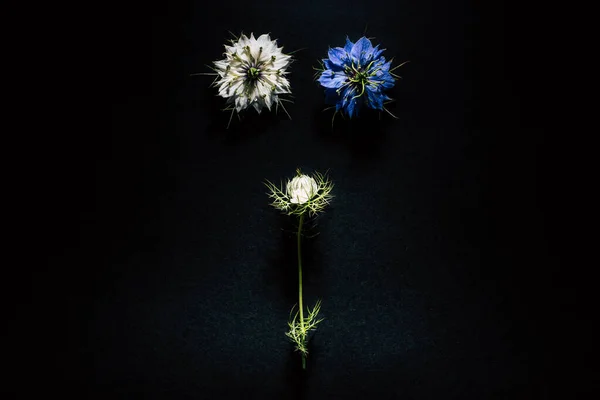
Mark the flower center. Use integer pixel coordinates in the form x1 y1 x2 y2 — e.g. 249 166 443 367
353 70 368 83
247 67 261 80
343 64 371 99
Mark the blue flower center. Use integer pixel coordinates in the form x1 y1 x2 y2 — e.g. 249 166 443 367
343 63 374 99
352 70 368 84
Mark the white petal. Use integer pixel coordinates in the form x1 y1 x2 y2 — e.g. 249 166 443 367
257 34 270 45
249 42 261 62
239 34 250 46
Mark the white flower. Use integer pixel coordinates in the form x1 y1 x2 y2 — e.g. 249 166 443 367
287 175 318 204
265 169 334 217
212 33 292 115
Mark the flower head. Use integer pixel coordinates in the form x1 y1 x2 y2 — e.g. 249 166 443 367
210 33 293 123
317 36 403 120
287 175 319 204
265 169 334 217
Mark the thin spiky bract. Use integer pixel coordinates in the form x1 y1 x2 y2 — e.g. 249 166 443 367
285 300 324 356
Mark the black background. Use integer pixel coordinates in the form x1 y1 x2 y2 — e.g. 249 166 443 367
10 0 586 398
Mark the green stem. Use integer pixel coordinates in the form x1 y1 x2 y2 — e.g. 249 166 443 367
297 212 306 369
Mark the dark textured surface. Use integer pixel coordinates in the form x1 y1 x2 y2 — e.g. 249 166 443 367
12 0 579 398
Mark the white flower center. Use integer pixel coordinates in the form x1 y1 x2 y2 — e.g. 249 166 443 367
247 67 261 80
287 175 319 204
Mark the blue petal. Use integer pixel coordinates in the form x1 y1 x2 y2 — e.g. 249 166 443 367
344 36 354 52
341 86 361 118
370 73 395 89
350 36 374 66
366 86 385 110
338 87 351 106
348 96 363 118
367 58 387 71
347 99 356 117
363 44 378 62
328 47 348 66
380 72 396 89
318 70 348 89
339 87 352 109
362 44 385 65
372 45 385 60
323 59 345 72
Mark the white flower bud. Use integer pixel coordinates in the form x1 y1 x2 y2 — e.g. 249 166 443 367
266 170 333 216
287 175 319 204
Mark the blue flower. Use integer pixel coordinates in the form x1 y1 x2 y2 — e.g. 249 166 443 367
318 36 397 119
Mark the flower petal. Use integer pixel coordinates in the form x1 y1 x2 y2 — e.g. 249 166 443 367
370 71 395 89
340 86 360 118
372 45 385 60
318 70 348 89
256 33 271 46
252 100 262 113
328 47 348 66
350 36 374 66
366 85 386 110
379 59 392 72
346 96 358 118
344 36 354 52
323 59 344 72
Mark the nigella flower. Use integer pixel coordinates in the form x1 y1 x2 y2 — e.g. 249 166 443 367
316 36 406 122
265 169 334 369
265 169 334 217
197 33 293 128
